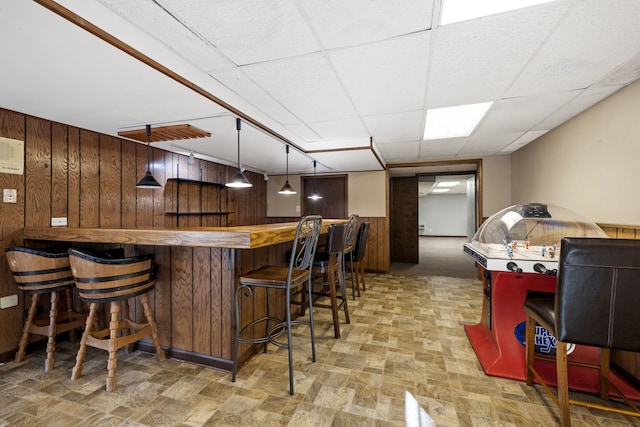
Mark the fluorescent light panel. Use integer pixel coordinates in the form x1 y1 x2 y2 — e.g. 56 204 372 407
423 102 492 140
432 188 450 193
440 0 556 25
437 181 459 187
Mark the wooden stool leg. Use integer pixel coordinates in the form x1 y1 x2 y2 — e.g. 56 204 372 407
65 288 78 342
121 299 134 353
525 315 536 386
72 302 98 380
599 348 611 401
556 341 571 427
358 262 366 292
44 291 60 372
106 301 120 392
140 293 165 361
337 257 350 324
328 258 341 339
16 293 40 363
354 261 361 297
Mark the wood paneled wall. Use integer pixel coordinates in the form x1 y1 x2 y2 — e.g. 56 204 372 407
0 108 266 359
267 216 389 274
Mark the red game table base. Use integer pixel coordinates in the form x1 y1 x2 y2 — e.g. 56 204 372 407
465 269 640 401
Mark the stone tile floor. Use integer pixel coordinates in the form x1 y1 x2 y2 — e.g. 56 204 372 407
1 274 639 426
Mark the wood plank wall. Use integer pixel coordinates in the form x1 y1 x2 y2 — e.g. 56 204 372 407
0 108 266 360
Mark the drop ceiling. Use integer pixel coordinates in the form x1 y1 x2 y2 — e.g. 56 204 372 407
1 0 640 177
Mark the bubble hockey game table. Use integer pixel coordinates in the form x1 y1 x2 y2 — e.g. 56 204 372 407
463 203 640 399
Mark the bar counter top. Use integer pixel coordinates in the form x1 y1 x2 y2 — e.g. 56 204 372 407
23 219 343 249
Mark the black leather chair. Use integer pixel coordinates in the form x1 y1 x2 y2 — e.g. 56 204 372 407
524 237 640 426
231 215 322 395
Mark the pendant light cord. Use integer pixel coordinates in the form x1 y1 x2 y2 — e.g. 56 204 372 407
236 118 241 170
146 124 151 170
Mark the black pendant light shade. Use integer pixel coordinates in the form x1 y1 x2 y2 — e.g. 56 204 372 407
307 160 322 200
226 118 252 188
136 124 162 189
278 145 296 195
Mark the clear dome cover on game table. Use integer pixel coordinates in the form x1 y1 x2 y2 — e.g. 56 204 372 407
469 203 608 252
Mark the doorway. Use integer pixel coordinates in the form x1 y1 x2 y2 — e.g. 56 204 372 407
388 160 482 278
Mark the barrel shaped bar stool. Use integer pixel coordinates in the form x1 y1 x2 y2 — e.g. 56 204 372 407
232 215 322 395
68 248 165 392
6 246 87 372
310 222 350 339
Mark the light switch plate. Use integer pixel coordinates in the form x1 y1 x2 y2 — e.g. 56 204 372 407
3 189 17 203
0 294 18 309
51 217 68 226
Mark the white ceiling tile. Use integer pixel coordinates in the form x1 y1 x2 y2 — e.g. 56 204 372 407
209 68 300 125
158 0 319 65
427 2 568 108
363 110 424 144
242 54 358 122
285 123 322 143
506 0 640 97
97 0 233 72
301 0 434 49
477 91 579 134
307 118 369 140
594 52 640 88
377 140 421 162
420 137 468 158
458 132 523 156
535 85 624 131
330 32 430 116
501 130 549 153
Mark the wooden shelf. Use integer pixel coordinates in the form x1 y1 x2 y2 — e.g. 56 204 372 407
165 169 229 226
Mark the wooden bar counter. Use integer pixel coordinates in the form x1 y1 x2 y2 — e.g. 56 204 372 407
23 220 341 373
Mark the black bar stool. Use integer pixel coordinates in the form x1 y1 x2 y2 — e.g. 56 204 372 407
346 221 370 297
6 246 87 372
309 222 350 338
68 248 165 392
524 238 640 426
231 215 322 395
342 213 359 300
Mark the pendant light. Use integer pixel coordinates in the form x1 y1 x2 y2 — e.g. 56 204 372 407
136 124 162 188
226 118 252 188
307 160 322 200
278 145 296 195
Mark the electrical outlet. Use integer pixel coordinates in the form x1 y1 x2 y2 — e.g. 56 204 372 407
3 189 17 203
51 217 68 226
0 294 18 309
